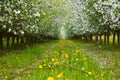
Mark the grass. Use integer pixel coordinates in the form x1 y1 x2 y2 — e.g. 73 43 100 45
0 40 120 80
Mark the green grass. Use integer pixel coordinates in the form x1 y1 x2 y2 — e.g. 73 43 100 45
0 40 120 80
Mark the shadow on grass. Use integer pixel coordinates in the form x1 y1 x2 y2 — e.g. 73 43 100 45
0 39 57 57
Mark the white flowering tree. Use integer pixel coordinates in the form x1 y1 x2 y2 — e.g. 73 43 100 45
0 0 42 48
0 0 120 49
94 0 120 44
65 0 120 44
66 0 94 40
0 0 70 48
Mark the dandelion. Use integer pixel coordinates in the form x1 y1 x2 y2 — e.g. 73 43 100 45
88 72 92 75
55 61 59 65
64 53 69 58
52 58 55 62
101 73 104 77
110 71 113 74
39 65 43 69
47 77 54 80
57 72 63 78
49 62 52 65
75 50 80 53
73 50 80 55
43 60 46 63
43 64 47 67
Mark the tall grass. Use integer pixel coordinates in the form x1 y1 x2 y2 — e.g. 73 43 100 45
0 40 119 80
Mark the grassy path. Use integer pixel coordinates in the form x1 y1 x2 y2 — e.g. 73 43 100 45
0 40 120 80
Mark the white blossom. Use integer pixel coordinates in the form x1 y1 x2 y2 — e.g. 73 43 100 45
20 31 24 34
33 12 40 17
14 10 21 14
8 28 11 32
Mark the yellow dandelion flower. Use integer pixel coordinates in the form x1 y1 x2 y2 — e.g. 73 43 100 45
101 73 104 77
88 72 92 75
75 50 80 53
49 62 52 65
52 58 55 62
56 61 59 65
39 65 43 69
43 64 47 67
43 60 46 63
47 76 54 80
65 53 69 58
57 72 63 78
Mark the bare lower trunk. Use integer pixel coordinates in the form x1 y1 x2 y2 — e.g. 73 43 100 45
99 35 102 43
90 35 93 41
113 31 116 45
117 31 120 46
0 33 3 49
16 36 19 44
96 35 98 42
20 37 24 44
104 34 106 44
12 36 15 46
107 34 109 44
7 36 10 48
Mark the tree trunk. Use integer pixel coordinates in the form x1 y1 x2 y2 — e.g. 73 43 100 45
99 35 102 43
16 36 19 44
20 37 24 44
7 36 10 48
96 35 98 42
117 31 120 46
31 36 34 42
0 33 3 49
90 35 93 41
104 34 106 44
79 36 82 39
113 31 116 45
12 36 15 46
107 34 109 44
119 32 120 46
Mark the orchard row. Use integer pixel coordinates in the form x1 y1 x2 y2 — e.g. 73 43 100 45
0 0 120 48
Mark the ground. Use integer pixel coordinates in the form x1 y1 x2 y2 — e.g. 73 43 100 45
0 40 120 80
